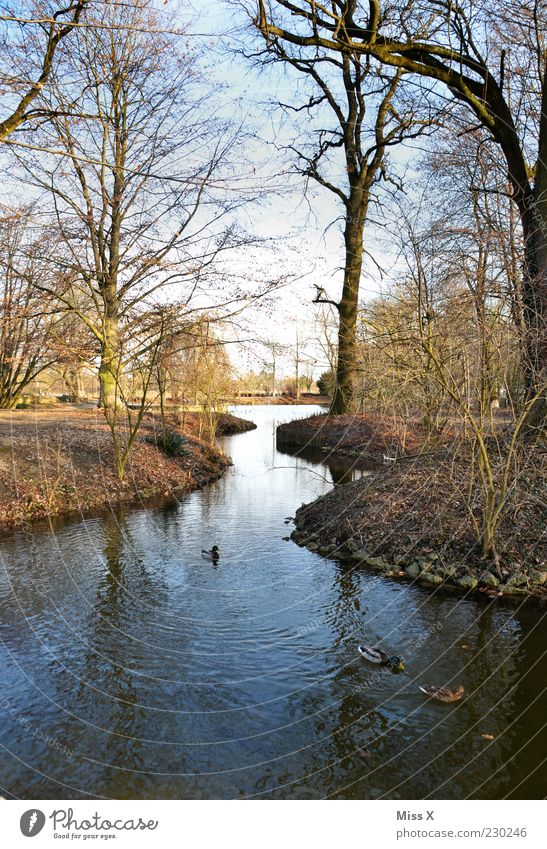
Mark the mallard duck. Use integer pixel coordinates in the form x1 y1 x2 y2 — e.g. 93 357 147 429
419 685 464 703
202 545 220 561
358 644 404 671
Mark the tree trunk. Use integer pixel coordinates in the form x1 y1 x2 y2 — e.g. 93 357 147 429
157 364 168 450
98 289 120 412
64 362 85 403
330 194 366 415
99 79 124 413
74 363 85 403
520 202 547 429
0 393 20 410
517 61 547 429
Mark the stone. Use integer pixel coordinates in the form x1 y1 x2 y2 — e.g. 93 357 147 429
306 542 319 551
420 572 443 586
425 552 440 562
439 564 458 579
528 569 547 586
319 546 333 556
405 562 421 579
501 586 528 596
295 536 308 547
364 555 386 569
346 538 359 552
480 572 500 588
353 548 369 561
457 575 478 590
506 571 528 588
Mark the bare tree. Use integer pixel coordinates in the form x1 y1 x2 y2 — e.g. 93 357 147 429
150 308 234 445
0 0 88 141
0 210 60 408
367 185 532 569
238 0 435 412
12 0 244 413
254 0 547 427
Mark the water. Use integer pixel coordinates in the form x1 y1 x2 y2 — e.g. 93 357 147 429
0 405 545 800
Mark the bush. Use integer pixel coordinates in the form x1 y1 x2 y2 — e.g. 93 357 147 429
317 370 335 397
160 430 190 458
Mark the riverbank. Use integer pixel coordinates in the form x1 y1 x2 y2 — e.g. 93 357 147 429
276 411 432 460
236 394 329 406
286 413 546 600
0 408 255 532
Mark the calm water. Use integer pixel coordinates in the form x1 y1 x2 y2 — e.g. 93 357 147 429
0 405 545 800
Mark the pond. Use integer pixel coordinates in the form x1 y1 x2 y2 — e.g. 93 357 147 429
0 405 545 799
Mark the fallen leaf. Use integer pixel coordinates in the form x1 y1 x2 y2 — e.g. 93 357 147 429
481 733 495 740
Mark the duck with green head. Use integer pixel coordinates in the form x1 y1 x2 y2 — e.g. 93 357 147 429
202 545 220 561
358 644 404 671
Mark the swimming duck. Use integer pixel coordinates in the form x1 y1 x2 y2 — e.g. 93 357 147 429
358 644 404 671
202 545 220 561
419 685 464 703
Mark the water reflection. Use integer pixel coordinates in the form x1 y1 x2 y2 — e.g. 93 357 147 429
275 438 380 485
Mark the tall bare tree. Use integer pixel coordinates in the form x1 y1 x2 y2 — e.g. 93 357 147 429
254 0 547 427
238 0 434 412
0 210 60 408
13 0 243 412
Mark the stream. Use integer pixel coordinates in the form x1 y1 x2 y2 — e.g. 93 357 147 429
0 405 545 799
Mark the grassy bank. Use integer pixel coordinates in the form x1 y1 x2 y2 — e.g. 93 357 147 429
284 413 546 600
0 408 255 532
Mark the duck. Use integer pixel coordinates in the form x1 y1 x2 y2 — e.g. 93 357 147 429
358 644 404 671
201 545 220 561
419 685 464 703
